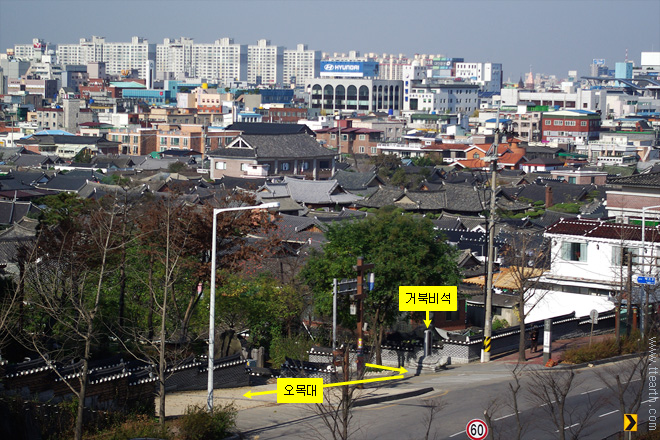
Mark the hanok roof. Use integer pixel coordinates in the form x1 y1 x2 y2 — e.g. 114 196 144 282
607 171 660 188
332 169 383 190
226 122 315 136
36 170 103 193
260 176 362 205
463 266 546 290
12 154 60 168
545 218 660 243
0 200 41 225
209 133 334 160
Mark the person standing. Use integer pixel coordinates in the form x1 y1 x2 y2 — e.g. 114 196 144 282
530 327 539 353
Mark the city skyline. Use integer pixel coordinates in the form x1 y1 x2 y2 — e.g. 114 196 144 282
1 0 658 80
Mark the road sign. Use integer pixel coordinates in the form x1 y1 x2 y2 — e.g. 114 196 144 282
624 414 637 431
589 309 599 324
634 275 656 285
466 419 489 440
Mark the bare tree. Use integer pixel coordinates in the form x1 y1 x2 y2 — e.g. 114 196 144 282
19 196 122 440
500 230 550 362
483 364 528 440
526 367 605 440
421 397 447 440
596 353 650 416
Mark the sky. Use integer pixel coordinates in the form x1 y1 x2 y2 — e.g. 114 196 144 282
1 0 658 80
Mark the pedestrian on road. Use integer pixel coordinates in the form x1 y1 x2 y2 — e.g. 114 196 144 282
530 327 539 353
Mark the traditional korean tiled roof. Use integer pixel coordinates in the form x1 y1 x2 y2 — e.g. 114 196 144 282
607 171 660 188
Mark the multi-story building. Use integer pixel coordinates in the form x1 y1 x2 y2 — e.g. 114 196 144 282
404 80 480 115
57 36 106 66
8 78 58 99
156 37 194 79
107 127 157 155
307 77 402 114
541 110 602 144
315 125 384 156
103 36 156 78
156 124 204 153
283 44 320 86
191 38 247 83
247 39 284 85
454 62 502 93
13 39 49 62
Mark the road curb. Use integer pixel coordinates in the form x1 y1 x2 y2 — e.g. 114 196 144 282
551 352 643 370
354 387 435 407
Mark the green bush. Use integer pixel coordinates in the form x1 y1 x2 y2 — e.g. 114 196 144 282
177 404 236 440
560 331 649 364
94 414 170 440
492 318 509 331
269 334 315 368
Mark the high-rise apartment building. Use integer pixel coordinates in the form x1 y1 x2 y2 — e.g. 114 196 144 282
455 62 502 92
283 44 320 86
103 36 156 78
157 37 194 79
191 38 247 84
247 39 283 85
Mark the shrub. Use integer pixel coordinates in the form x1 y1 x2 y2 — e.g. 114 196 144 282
560 331 647 364
93 414 169 440
269 334 315 368
492 318 509 331
177 404 237 440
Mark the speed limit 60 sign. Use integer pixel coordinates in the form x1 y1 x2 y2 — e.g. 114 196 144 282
466 419 488 440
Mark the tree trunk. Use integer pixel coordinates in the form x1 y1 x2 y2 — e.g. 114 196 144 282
118 242 127 331
147 254 155 341
74 355 89 440
518 311 527 363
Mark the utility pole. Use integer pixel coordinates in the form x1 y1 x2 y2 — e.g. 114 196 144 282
354 257 374 377
482 111 500 363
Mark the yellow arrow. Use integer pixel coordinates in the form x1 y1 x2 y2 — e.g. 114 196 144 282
243 373 407 398
324 375 404 388
424 310 432 328
243 389 277 399
365 363 408 375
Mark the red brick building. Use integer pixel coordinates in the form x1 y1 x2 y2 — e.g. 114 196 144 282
315 125 384 156
541 110 601 144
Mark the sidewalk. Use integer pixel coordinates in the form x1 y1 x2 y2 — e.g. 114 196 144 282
164 373 434 417
491 333 613 365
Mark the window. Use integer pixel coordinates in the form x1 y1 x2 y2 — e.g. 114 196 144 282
281 162 290 171
554 120 563 126
133 136 138 143
568 176 576 184
473 152 480 158
371 147 377 155
581 121 587 126
241 163 248 171
545 120 551 126
331 134 336 140
302 161 309 170
171 138 180 146
561 242 587 262
215 161 226 170
160 137 167 145
359 134 366 140
612 246 640 266
183 138 188 147
359 146 365 153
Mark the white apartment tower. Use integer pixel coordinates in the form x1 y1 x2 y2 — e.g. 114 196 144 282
156 37 194 79
247 39 284 85
103 36 156 78
191 38 247 84
57 36 106 66
283 44 321 86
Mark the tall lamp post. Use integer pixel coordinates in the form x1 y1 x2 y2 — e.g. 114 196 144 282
207 202 279 412
640 204 660 336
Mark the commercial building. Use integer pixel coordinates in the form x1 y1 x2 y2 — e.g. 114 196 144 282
306 78 402 114
541 110 601 144
156 37 194 79
454 62 502 93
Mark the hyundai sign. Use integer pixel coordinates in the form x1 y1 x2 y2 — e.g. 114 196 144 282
320 61 379 78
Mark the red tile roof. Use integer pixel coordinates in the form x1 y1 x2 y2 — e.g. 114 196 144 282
546 218 660 243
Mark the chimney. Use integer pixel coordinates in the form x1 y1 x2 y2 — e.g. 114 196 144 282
545 185 553 208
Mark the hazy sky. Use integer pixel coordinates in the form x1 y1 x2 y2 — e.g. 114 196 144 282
1 0 658 80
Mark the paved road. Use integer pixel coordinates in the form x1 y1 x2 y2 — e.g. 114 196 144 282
236 359 655 440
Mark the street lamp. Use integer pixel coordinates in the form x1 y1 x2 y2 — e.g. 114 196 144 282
640 204 660 335
207 201 279 412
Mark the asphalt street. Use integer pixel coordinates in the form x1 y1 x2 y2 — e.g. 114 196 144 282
236 359 656 440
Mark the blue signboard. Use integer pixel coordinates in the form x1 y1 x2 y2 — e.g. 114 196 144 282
320 61 379 78
635 276 656 285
